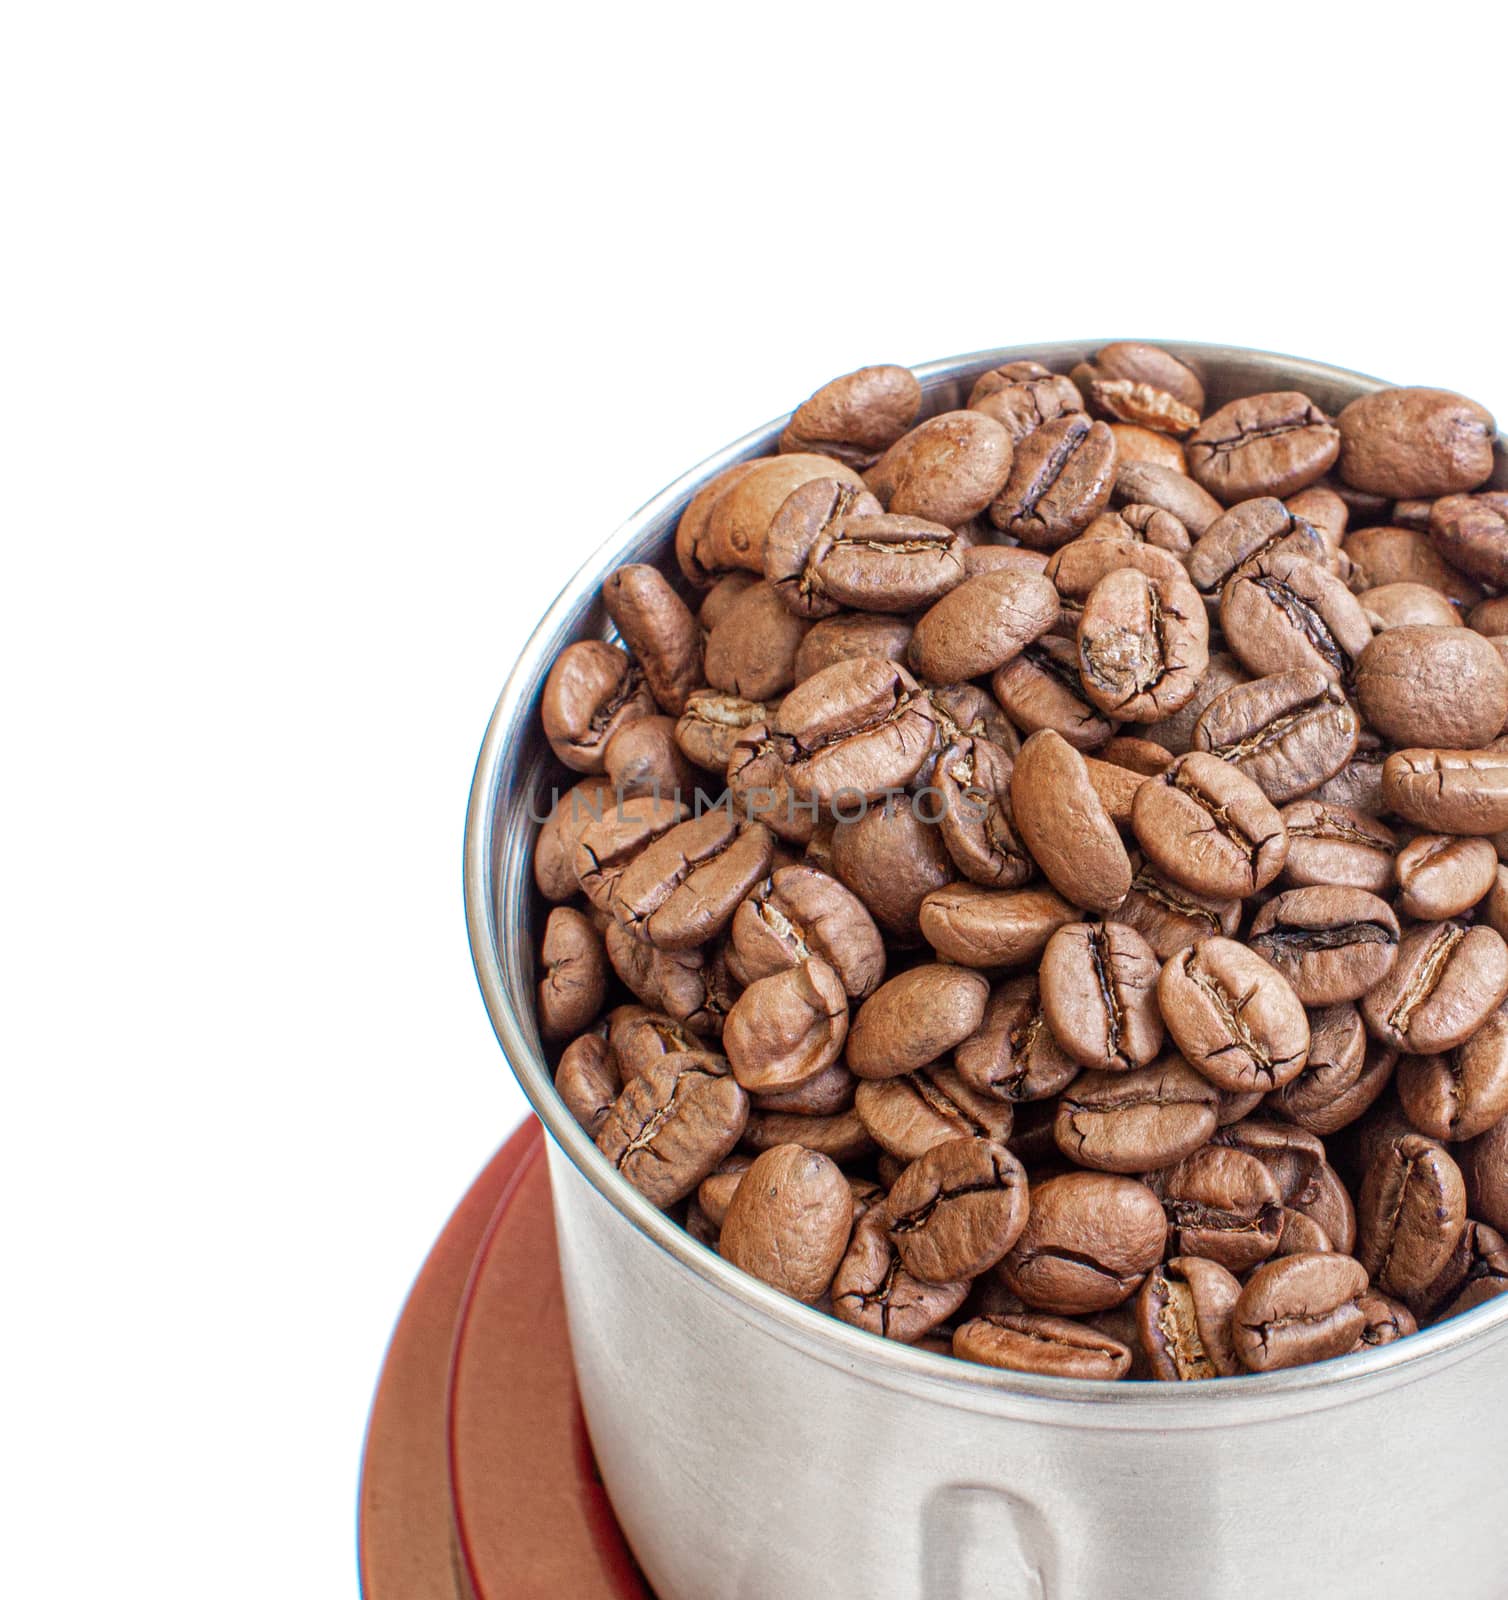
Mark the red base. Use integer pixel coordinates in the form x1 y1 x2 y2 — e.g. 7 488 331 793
359 1118 651 1598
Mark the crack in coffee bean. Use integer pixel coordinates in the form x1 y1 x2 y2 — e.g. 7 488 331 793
1249 576 1347 679
1388 924 1467 1038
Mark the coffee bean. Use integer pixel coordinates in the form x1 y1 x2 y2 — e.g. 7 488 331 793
918 882 1078 969
1158 936 1310 1092
722 957 848 1094
1355 1290 1418 1347
1464 1115 1508 1235
865 411 1015 527
1188 392 1340 504
1278 800 1397 894
1360 920 1508 1053
831 1212 970 1342
703 578 811 701
968 360 1085 436
542 639 657 773
992 636 1118 751
1000 1171 1167 1313
1186 497 1333 605
1153 1145 1284 1272
535 777 616 901
1359 626 1508 748
1083 756 1149 825
954 976 1081 1103
1285 485 1349 553
953 1313 1133 1379
1430 492 1508 588
1220 548 1372 685
908 570 1059 683
1396 834 1498 920
729 863 886 1001
793 612 914 682
1192 670 1358 804
1114 855 1242 960
606 1005 704 1079
830 799 954 941
853 1065 1012 1162
574 794 690 912
1247 887 1399 1006
931 735 1031 888
1232 1252 1368 1372
604 923 736 1037
1114 459 1223 536
1038 921 1164 1071
1345 523 1482 609
697 1154 756 1228
1382 748 1508 836
1132 751 1289 898
1077 566 1209 722
601 564 705 715
1412 1219 1508 1322
846 964 989 1081
596 1053 749 1207
1396 1004 1508 1143
719 1144 854 1302
1269 1003 1367 1127
752 1061 856 1117
1053 1058 1217 1173
1136 1257 1243 1379
780 365 923 468
1357 1132 1468 1299
1046 529 1189 603
676 689 778 772
1012 730 1133 912
1362 581 1464 632
885 1137 1029 1282
1141 651 1249 757
538 905 609 1039
554 1032 622 1137
743 1106 876 1164
1108 425 1187 474
1071 342 1204 434
603 714 697 801
990 413 1117 549
1337 386 1496 499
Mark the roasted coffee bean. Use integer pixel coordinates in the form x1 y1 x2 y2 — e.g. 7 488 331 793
1038 921 1164 1071
675 689 777 773
831 1211 970 1342
604 923 736 1037
954 977 1081 1103
1212 1118 1324 1202
1158 937 1310 1092
1153 1145 1284 1272
1361 920 1508 1054
1345 523 1482 608
1355 1290 1418 1347
1000 1171 1167 1314
962 544 1051 580
1046 531 1189 603
793 613 914 682
779 365 923 468
1247 887 1399 1006
1362 581 1463 632
830 799 955 941
919 883 1078 969
1357 1132 1468 1299
885 1137 1029 1282
726 721 814 844
596 1053 749 1208
864 411 1014 527
1136 1257 1243 1379
1083 503 1191 556
752 1061 856 1117
605 811 773 949
1337 386 1496 499
1220 548 1372 685
908 570 1059 684
554 1032 622 1137
1115 857 1242 959
601 564 704 715
853 1065 1013 1162
953 1313 1133 1379
1382 749 1508 836
1012 730 1133 913
1188 392 1340 504
1414 1219 1508 1322
574 794 690 912
1083 756 1149 825
743 1106 876 1164
606 1005 703 1079
968 360 1086 441
1286 485 1349 550
1076 566 1209 723
542 640 657 773
1396 834 1498 920
846 964 989 1080
538 906 609 1040
535 776 617 901
1114 459 1223 536
702 579 811 701
1053 1058 1218 1173
1313 736 1391 818
730 864 885 1001
990 413 1117 549
1274 1208 1333 1255
1132 751 1289 898
931 735 1031 888
1471 596 1508 636
1269 1003 1368 1129
1071 342 1204 434
1431 492 1508 588
1358 627 1508 750
1192 670 1358 804
722 958 848 1094
697 1154 756 1228
1396 1005 1508 1143
697 570 760 630
1487 864 1508 939
1108 425 1187 474
1463 1115 1508 1235
770 657 937 805
930 681 1019 750
719 1144 854 1302
992 636 1117 751
1141 651 1248 757
1279 800 1397 894
1186 497 1332 605
602 714 696 800
1232 1252 1368 1372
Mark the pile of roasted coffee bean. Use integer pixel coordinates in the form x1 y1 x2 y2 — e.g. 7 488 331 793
532 342 1508 1381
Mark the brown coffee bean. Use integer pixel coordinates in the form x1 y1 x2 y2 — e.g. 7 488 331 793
1141 652 1249 758
601 563 704 715
1337 386 1496 499
605 811 773 950
780 365 923 468
1158 937 1310 1092
853 1065 1012 1162
606 1006 703 1079
864 410 1014 527
1192 671 1358 804
743 1106 876 1164
1046 535 1190 609
1357 1132 1468 1299
751 1060 856 1117
908 570 1059 684
1354 1290 1418 1348
674 689 777 773
1082 757 1149 826
722 958 848 1094
1361 581 1464 632
1071 342 1204 434
929 735 1031 889
992 637 1117 751
918 883 1078 969
1107 427 1186 475
1000 1172 1167 1313
1396 834 1498 920
1132 751 1289 898
885 1137 1029 1282
1361 920 1508 1054
1269 1003 1368 1127
1011 730 1133 913
831 1211 969 1343
1472 597 1508 636
541 640 657 774
1464 1115 1508 1235
1247 887 1399 1006
604 924 736 1038
1278 801 1397 894
792 613 914 683
1038 921 1164 1071
1114 857 1241 961
696 1154 755 1228
1136 1257 1243 1379
538 906 609 1040
554 1032 622 1137
1357 627 1508 750
1114 459 1223 536
1053 1058 1218 1174
1187 497 1333 605
730 863 886 1001
1076 566 1209 723
574 794 689 913
1396 1004 1508 1143
953 1313 1132 1379
1232 1252 1368 1372
846 963 989 1081
1382 749 1508 836
1154 1145 1284 1272
830 799 954 941
596 1053 749 1208
1188 393 1340 504
1430 491 1508 588
968 360 1086 441
1345 523 1482 609
534 777 618 902
989 412 1117 549
719 1144 854 1302
1274 1208 1333 1255
602 714 696 801
1413 1219 1508 1322
1312 738 1391 819
1220 548 1372 685
1286 485 1349 550
702 579 810 701
954 976 1081 1103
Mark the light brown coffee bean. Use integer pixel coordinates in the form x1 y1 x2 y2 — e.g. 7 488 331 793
604 924 736 1038
602 714 696 801
1136 1257 1242 1379
1131 751 1289 898
929 735 1031 889
1153 1146 1285 1273
1141 651 1249 758
1192 671 1358 805
1359 626 1508 749
1279 800 1397 894
1053 1058 1218 1174
674 689 776 773
1108 427 1186 475
1269 1003 1367 1129
792 613 914 682
864 410 1015 527
1464 1115 1508 1236
1431 492 1508 589
574 794 690 913
1357 1133 1468 1298
1220 548 1372 685
1382 749 1508 836
542 639 657 773
1114 459 1223 536
719 1144 854 1302
1038 921 1164 1071
554 1032 622 1137
1396 1005 1508 1143
730 863 886 1001
1076 566 1209 723
1360 920 1508 1054
751 1061 856 1117
534 777 617 901
780 365 923 468
1354 1290 1418 1348
918 883 1079 969
908 570 1059 684
1071 342 1204 433
953 1313 1132 1380
992 637 1118 751
1247 887 1399 1006
968 360 1085 437
605 811 773 949
1012 730 1133 913
1337 386 1496 499
1158 937 1310 1092
990 413 1117 549
831 1211 969 1342
1188 392 1340 504
742 1106 876 1164
722 958 848 1094
1412 1220 1508 1323
830 799 955 941
885 1137 1029 1282
853 1066 1013 1162
538 906 609 1040
696 1154 755 1228
1114 856 1242 960
1345 523 1482 608
1396 834 1498 920
846 964 990 1081
1186 496 1333 605
601 563 705 715
702 579 811 701
954 976 1081 1103
606 1006 703 1079
1232 1253 1368 1372
1361 581 1464 632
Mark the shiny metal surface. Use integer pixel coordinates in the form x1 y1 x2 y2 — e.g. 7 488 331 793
466 344 1508 1600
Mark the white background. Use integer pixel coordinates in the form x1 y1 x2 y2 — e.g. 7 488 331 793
5 3 1506 1594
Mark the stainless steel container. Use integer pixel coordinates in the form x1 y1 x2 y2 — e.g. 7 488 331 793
465 343 1508 1600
